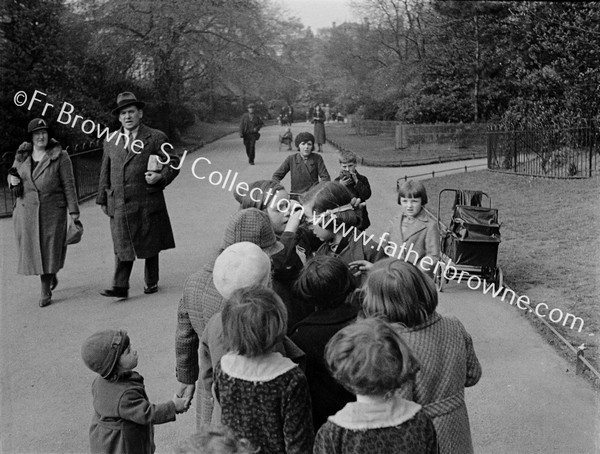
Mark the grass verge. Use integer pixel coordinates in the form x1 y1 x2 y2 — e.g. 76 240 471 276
179 120 239 148
326 123 486 166
422 171 600 385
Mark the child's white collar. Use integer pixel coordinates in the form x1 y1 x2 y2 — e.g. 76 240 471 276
329 393 422 429
220 352 297 382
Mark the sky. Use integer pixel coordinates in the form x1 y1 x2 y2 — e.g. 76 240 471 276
277 0 357 30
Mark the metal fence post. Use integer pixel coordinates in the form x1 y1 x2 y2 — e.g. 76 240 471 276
576 347 586 375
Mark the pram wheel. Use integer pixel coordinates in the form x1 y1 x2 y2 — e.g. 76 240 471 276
434 266 446 292
492 266 503 288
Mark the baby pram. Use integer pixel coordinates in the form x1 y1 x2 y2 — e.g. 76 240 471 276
434 189 502 292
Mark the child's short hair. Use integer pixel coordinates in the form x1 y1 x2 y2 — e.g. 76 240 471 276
339 150 357 164
294 255 356 309
397 179 428 205
325 318 419 396
175 425 257 454
361 258 438 327
301 181 361 229
222 285 288 357
294 131 315 151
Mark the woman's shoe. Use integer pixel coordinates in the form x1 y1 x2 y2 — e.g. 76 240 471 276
50 275 58 291
39 293 52 307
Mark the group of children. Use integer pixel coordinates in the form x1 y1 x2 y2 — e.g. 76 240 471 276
81 131 481 453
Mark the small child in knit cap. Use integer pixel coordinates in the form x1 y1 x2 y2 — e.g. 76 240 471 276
81 329 188 454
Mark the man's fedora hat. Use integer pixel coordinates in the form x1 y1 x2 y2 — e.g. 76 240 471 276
112 92 146 115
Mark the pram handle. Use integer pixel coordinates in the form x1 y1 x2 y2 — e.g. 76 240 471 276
436 188 491 234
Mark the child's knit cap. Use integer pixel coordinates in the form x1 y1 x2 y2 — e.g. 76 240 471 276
295 132 315 149
221 208 284 256
81 329 129 378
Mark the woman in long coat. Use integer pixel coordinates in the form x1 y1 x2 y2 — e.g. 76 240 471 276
9 118 80 307
312 104 327 152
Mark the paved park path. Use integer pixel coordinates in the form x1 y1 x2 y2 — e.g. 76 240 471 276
0 123 598 453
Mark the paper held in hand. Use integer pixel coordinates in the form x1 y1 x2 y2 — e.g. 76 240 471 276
147 155 164 172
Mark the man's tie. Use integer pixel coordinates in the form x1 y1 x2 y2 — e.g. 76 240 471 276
126 131 133 154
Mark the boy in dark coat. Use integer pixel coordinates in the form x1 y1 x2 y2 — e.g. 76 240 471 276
82 329 188 454
272 132 330 200
334 150 372 231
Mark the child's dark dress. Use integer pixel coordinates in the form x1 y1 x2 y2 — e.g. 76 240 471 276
313 396 438 454
214 352 314 454
89 371 176 454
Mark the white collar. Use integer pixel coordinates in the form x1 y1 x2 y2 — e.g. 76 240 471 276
220 352 297 382
330 394 421 429
123 126 140 140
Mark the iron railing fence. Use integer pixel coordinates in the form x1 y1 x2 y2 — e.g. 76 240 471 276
487 123 599 178
0 140 104 218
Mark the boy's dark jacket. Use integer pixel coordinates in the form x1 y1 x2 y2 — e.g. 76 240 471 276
334 171 372 230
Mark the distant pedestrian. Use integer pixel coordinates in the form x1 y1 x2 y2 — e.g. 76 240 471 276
324 104 331 122
239 103 264 165
362 258 482 454
313 317 438 454
312 104 327 152
97 91 180 299
280 104 294 125
272 131 330 200
82 329 188 454
9 118 80 307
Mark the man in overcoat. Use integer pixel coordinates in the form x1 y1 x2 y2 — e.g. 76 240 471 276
96 92 180 298
239 103 264 165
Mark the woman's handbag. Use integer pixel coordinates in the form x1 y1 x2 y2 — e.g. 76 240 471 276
66 219 84 245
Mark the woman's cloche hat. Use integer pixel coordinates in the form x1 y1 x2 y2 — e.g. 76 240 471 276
27 118 49 135
112 92 146 115
81 329 129 378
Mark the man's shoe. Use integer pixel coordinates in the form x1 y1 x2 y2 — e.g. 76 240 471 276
249 161 255 165
100 287 129 298
39 293 52 308
144 284 159 294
